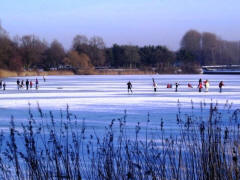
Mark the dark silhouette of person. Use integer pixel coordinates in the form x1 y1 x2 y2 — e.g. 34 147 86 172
26 79 29 90
152 78 157 92
199 78 202 84
21 80 24 88
153 82 157 92
17 79 20 90
3 82 6 91
198 82 203 92
35 78 39 89
0 80 2 89
219 81 224 93
127 81 133 94
175 82 179 92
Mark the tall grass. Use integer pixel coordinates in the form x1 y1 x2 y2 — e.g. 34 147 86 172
0 69 18 77
0 70 75 78
0 102 240 179
94 69 154 75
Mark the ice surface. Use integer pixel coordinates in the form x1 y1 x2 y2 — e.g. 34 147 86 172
0 74 239 131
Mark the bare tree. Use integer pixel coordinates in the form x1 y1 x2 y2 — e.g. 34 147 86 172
202 32 218 65
72 35 89 54
181 30 201 52
122 45 140 68
19 35 47 70
43 40 65 70
0 25 22 71
88 36 106 66
180 30 202 64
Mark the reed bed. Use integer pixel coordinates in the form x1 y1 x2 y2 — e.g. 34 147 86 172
0 102 240 180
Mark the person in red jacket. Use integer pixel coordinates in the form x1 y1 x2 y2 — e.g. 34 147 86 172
188 83 193 88
198 82 203 92
30 81 33 88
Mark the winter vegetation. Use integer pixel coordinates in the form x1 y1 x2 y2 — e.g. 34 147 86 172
1 23 240 76
0 102 240 179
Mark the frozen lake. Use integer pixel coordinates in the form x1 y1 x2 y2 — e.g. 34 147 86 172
0 74 240 132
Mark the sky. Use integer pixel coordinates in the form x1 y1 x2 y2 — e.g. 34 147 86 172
0 0 240 50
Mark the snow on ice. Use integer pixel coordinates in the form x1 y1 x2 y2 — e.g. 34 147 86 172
0 74 239 132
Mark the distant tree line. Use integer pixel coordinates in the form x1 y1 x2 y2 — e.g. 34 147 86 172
1 23 240 74
179 30 240 66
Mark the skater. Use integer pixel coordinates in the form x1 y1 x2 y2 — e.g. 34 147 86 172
199 78 202 84
30 81 33 88
127 81 133 94
205 80 210 92
152 78 157 92
198 81 203 92
3 82 6 91
35 78 39 89
17 79 20 90
203 80 207 89
175 82 179 92
43 76 46 82
167 84 172 88
0 80 2 89
188 83 193 88
219 81 224 93
26 79 29 90
153 81 157 92
21 80 24 88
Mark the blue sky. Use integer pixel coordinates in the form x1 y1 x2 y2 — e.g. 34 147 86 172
1 0 240 50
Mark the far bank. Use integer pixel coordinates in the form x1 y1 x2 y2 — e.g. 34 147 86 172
0 68 157 78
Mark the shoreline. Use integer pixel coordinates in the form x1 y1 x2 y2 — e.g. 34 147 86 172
0 69 75 78
0 69 207 78
0 69 156 78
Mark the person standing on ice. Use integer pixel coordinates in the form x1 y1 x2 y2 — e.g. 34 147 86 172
175 82 179 92
198 81 203 92
0 80 2 89
35 78 39 90
127 81 133 94
152 78 157 92
219 81 224 93
199 78 202 85
17 79 20 90
30 81 33 88
21 80 24 88
3 82 6 91
203 80 207 89
153 82 157 92
26 79 29 90
205 80 210 92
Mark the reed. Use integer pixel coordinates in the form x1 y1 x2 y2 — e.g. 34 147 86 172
0 69 18 77
0 102 239 179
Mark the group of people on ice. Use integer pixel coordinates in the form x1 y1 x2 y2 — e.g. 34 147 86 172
127 78 224 94
0 77 43 91
16 78 39 90
197 78 224 93
198 79 210 92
